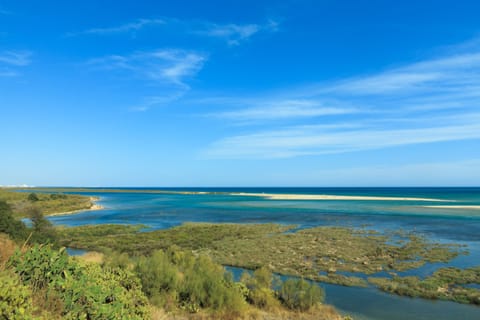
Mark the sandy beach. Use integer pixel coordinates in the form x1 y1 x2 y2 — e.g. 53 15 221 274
231 192 452 202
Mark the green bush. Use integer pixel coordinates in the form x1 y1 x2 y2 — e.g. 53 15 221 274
27 193 39 202
0 271 39 320
135 248 246 314
279 278 324 311
26 207 57 246
8 244 149 319
135 250 179 301
241 267 281 310
0 200 28 241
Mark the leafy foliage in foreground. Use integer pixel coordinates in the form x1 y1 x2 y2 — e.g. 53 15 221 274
1 235 334 320
0 270 39 320
6 244 149 319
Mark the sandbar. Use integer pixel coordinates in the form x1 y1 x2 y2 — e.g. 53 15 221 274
231 193 452 202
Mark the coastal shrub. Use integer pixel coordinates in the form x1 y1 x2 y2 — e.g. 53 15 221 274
8 244 149 319
278 278 324 311
0 270 39 320
135 248 246 314
241 267 281 310
49 193 67 200
0 200 28 241
179 254 245 312
27 193 39 202
135 249 179 302
8 245 71 292
26 207 57 246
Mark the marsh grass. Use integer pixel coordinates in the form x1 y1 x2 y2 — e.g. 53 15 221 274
56 222 478 305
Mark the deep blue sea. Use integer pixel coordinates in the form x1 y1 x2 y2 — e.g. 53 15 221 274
46 187 480 320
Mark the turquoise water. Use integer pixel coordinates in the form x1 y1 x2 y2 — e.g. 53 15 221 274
47 187 480 319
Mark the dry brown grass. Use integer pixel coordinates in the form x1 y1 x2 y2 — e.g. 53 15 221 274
74 251 104 264
0 233 17 269
148 304 344 320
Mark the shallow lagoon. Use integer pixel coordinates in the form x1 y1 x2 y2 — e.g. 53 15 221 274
49 187 480 319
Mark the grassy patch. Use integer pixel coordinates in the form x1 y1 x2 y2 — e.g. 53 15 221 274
0 188 94 218
369 266 480 305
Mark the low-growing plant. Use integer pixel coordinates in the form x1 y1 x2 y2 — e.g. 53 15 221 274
8 244 149 319
241 267 282 310
0 270 39 320
278 278 324 311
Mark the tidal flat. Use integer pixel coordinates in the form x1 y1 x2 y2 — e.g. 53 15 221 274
56 222 479 304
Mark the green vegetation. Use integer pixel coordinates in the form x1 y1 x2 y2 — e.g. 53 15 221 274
279 278 325 311
0 270 39 320
57 223 464 283
0 200 57 247
3 244 149 319
0 235 341 320
1 213 342 319
0 200 28 241
369 266 480 305
134 247 247 316
0 188 94 218
55 222 480 305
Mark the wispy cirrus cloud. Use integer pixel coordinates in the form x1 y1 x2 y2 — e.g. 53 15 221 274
205 118 480 159
0 50 32 77
203 40 480 158
210 99 357 122
88 49 206 88
194 19 279 46
66 18 165 36
0 50 32 66
130 92 187 112
69 17 279 46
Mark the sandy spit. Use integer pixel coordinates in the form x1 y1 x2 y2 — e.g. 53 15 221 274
231 193 452 202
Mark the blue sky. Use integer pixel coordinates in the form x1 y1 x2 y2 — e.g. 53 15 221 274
1 0 480 187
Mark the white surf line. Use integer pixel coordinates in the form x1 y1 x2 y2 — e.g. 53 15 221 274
230 192 453 202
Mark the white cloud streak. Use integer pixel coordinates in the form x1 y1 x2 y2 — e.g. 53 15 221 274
88 49 206 88
195 19 279 46
69 17 279 46
0 50 32 77
67 18 165 36
0 50 32 66
212 99 357 121
205 119 480 159
204 41 480 158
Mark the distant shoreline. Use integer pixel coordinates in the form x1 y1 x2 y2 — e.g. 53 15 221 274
17 187 453 202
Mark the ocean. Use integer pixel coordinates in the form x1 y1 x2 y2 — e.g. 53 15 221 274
47 187 480 320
